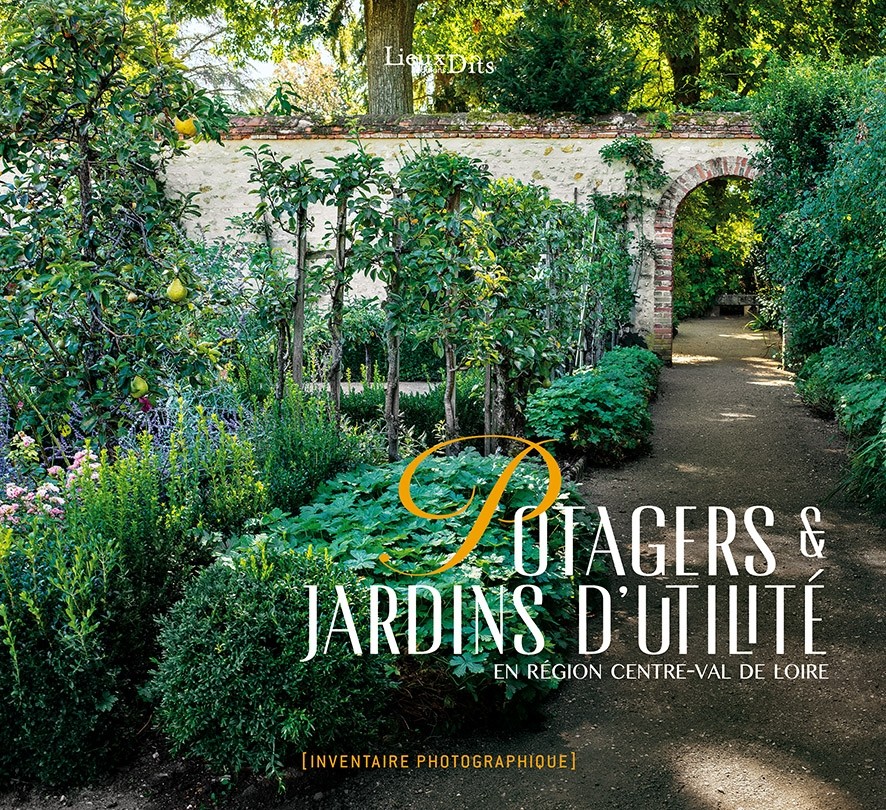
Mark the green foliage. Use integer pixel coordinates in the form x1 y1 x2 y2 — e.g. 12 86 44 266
672 179 759 323
339 375 486 446
796 345 885 428
483 179 634 432
847 416 886 513
0 397 284 785
795 344 886 511
395 146 499 360
413 0 519 112
164 407 268 540
752 60 886 511
596 346 664 401
486 6 640 117
151 545 394 781
391 146 502 439
304 298 445 382
251 387 370 514
0 0 229 444
0 522 122 784
751 59 878 363
795 345 879 418
599 135 669 196
64 441 189 656
592 0 886 107
525 347 662 461
225 450 586 716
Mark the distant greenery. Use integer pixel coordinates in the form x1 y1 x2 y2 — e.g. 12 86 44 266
339 372 486 447
751 59 872 363
486 7 641 117
672 179 759 323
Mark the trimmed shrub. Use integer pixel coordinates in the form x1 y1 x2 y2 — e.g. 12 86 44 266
151 545 394 781
338 373 486 447
597 346 664 401
0 523 122 784
526 347 662 461
251 387 370 514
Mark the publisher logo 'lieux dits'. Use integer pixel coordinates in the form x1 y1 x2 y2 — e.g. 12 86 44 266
385 46 496 75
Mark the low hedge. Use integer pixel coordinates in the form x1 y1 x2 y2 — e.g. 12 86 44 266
339 373 486 445
525 346 662 461
151 546 394 782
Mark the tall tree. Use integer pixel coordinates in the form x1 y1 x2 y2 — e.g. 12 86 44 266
364 0 420 115
172 0 420 114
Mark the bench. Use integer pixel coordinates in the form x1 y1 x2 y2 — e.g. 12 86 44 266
715 293 758 316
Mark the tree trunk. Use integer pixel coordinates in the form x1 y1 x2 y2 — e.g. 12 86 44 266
291 206 308 386
665 46 702 106
365 0 418 116
275 319 288 401
384 188 405 462
443 340 458 453
75 131 97 262
77 132 103 396
483 362 494 456
385 330 401 461
328 200 348 413
493 364 507 444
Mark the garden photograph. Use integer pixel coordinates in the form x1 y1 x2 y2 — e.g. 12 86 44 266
0 0 884 808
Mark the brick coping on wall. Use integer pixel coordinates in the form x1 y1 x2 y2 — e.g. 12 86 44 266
224 111 759 141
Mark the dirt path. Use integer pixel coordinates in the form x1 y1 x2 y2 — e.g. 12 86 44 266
5 317 883 810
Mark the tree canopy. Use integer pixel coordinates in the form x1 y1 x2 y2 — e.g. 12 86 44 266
160 0 886 115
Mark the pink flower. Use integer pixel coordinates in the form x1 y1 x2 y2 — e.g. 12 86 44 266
47 466 63 477
138 396 153 413
5 484 25 500
16 433 35 448
49 508 64 518
15 401 24 410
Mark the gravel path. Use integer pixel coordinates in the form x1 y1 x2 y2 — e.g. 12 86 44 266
5 317 882 810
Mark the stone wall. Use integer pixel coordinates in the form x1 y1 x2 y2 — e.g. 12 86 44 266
165 112 763 360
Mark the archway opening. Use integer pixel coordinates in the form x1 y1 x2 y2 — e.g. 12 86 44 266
651 156 759 361
671 176 759 326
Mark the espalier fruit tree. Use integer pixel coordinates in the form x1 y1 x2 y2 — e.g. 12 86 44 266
0 0 229 445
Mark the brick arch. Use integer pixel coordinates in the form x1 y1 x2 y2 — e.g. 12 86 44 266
650 156 759 361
